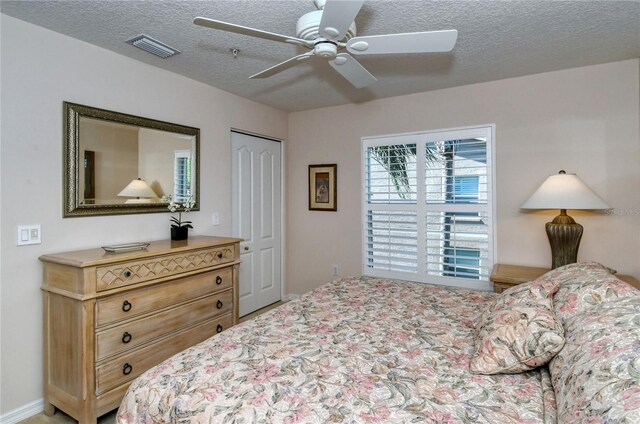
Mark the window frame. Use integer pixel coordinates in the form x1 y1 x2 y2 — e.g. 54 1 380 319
361 124 496 291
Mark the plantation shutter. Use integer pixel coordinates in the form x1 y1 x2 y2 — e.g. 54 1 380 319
174 150 192 202
364 135 420 276
363 126 494 290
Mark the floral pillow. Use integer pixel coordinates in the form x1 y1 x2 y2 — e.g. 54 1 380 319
532 261 631 325
532 261 616 294
476 276 560 333
554 276 637 324
549 294 640 422
470 280 565 374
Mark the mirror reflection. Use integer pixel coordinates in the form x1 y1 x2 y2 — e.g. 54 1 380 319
64 102 199 217
79 118 194 205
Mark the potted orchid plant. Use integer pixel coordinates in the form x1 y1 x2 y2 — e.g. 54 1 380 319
162 195 195 240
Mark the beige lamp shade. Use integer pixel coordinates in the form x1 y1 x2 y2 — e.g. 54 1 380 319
118 178 158 199
521 171 609 210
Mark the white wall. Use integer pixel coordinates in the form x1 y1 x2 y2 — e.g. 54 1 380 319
286 59 640 295
0 15 288 415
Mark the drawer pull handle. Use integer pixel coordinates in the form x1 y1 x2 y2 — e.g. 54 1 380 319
216 276 223 285
216 300 223 309
122 363 133 375
123 270 132 278
216 252 223 259
122 300 132 312
122 332 132 344
216 324 223 333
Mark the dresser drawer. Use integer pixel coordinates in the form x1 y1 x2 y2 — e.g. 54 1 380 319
95 314 232 395
95 268 233 327
96 290 232 361
95 245 236 291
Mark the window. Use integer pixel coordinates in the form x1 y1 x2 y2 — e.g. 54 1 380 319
173 150 192 202
363 126 494 290
444 247 480 278
453 176 479 202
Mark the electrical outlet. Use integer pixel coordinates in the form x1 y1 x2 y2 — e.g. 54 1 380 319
332 264 339 276
212 212 220 226
17 224 41 246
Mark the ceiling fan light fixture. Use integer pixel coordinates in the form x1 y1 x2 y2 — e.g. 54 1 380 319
314 42 337 58
127 35 180 58
194 0 457 89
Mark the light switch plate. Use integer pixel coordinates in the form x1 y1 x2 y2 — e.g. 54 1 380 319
17 224 41 245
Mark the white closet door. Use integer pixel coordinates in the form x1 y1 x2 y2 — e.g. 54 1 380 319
231 131 282 316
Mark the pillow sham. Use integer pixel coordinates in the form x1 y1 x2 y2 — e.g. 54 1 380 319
548 294 640 422
533 261 628 325
470 280 565 375
554 276 636 323
532 261 615 295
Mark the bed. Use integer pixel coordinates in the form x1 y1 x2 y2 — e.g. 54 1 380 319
117 263 640 423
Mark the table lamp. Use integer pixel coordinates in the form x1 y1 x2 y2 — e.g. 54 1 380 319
521 170 609 269
118 178 158 203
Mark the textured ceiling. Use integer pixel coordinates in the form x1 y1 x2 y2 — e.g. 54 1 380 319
2 0 639 112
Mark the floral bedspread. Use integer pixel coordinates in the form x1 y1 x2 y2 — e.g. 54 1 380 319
117 277 556 423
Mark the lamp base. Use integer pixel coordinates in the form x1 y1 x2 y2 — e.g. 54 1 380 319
545 210 583 269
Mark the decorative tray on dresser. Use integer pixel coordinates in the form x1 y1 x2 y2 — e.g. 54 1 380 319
40 236 242 423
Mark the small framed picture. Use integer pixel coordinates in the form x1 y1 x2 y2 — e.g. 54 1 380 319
309 164 337 211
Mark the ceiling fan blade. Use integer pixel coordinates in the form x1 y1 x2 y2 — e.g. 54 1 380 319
249 52 314 79
347 30 458 55
328 53 376 88
194 17 313 47
319 0 365 40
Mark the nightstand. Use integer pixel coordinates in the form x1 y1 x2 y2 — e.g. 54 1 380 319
490 263 640 293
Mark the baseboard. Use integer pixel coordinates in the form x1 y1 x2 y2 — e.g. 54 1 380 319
282 293 300 302
0 398 43 424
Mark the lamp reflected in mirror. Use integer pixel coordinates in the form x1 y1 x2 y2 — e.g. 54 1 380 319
118 178 159 203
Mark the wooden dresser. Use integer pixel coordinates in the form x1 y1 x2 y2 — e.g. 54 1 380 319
40 236 241 423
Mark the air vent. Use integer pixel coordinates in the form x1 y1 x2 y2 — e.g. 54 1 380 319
126 35 180 58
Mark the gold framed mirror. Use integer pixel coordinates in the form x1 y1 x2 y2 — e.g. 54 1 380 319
63 102 200 217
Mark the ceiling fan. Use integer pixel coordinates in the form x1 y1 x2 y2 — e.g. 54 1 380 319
194 0 458 89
